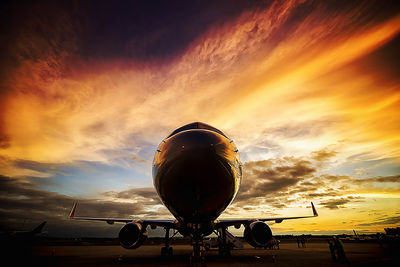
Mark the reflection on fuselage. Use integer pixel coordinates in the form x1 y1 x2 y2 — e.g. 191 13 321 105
152 122 242 235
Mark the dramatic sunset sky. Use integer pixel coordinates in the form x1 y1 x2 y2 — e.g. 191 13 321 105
1 0 399 237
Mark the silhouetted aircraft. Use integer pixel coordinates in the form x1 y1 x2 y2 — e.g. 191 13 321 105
12 221 46 238
69 122 318 263
0 221 46 255
1 221 46 239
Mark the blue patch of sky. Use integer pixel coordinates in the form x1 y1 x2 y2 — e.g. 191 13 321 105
35 160 153 197
18 136 161 197
327 157 400 178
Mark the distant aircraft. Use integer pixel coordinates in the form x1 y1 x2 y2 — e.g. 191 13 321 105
70 122 318 263
351 229 371 241
0 221 46 254
353 229 360 241
1 221 46 239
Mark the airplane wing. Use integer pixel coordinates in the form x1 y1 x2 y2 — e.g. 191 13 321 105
68 203 176 228
216 202 318 228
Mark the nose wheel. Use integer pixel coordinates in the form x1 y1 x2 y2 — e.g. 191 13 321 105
160 228 177 257
189 238 205 267
189 223 206 266
161 246 173 256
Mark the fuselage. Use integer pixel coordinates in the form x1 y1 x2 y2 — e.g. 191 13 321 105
152 122 242 235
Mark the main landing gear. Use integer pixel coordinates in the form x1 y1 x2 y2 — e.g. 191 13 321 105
161 227 177 257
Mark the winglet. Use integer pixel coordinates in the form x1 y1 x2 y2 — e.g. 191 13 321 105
69 203 77 218
311 202 318 217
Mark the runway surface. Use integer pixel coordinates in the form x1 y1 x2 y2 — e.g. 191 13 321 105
15 241 400 266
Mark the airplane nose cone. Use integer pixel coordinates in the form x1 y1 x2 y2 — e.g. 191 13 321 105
153 129 237 172
152 129 240 222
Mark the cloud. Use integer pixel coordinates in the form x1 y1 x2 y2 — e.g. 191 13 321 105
1 0 399 170
263 120 337 140
358 215 400 226
353 175 400 184
233 157 316 208
315 174 400 195
319 196 364 210
307 191 340 198
311 149 338 162
102 187 160 202
0 175 170 237
231 153 398 212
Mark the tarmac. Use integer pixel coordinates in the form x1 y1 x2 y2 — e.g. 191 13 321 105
12 240 397 267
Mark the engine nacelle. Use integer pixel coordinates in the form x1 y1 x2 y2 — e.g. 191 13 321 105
118 222 147 249
244 221 272 247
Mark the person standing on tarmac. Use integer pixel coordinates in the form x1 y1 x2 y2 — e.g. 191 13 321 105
327 238 336 263
301 235 306 248
334 236 348 263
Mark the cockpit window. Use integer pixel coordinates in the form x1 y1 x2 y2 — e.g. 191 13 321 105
166 122 228 138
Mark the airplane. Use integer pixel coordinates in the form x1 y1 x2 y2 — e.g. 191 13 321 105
353 229 360 241
0 221 46 254
69 122 318 263
1 221 47 238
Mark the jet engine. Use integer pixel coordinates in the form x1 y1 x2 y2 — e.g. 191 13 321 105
244 221 272 247
118 222 147 249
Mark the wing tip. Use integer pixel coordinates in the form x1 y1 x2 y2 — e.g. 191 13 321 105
69 203 77 218
311 202 318 217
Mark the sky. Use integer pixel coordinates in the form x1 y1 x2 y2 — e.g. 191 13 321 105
0 0 399 237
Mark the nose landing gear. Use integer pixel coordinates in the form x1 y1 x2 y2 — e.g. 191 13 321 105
160 228 176 257
189 237 205 267
189 223 206 267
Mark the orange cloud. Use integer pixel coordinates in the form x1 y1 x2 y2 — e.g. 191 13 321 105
1 1 399 168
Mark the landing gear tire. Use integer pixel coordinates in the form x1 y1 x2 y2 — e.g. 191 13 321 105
161 246 173 256
218 247 231 257
189 255 205 267
161 247 166 256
